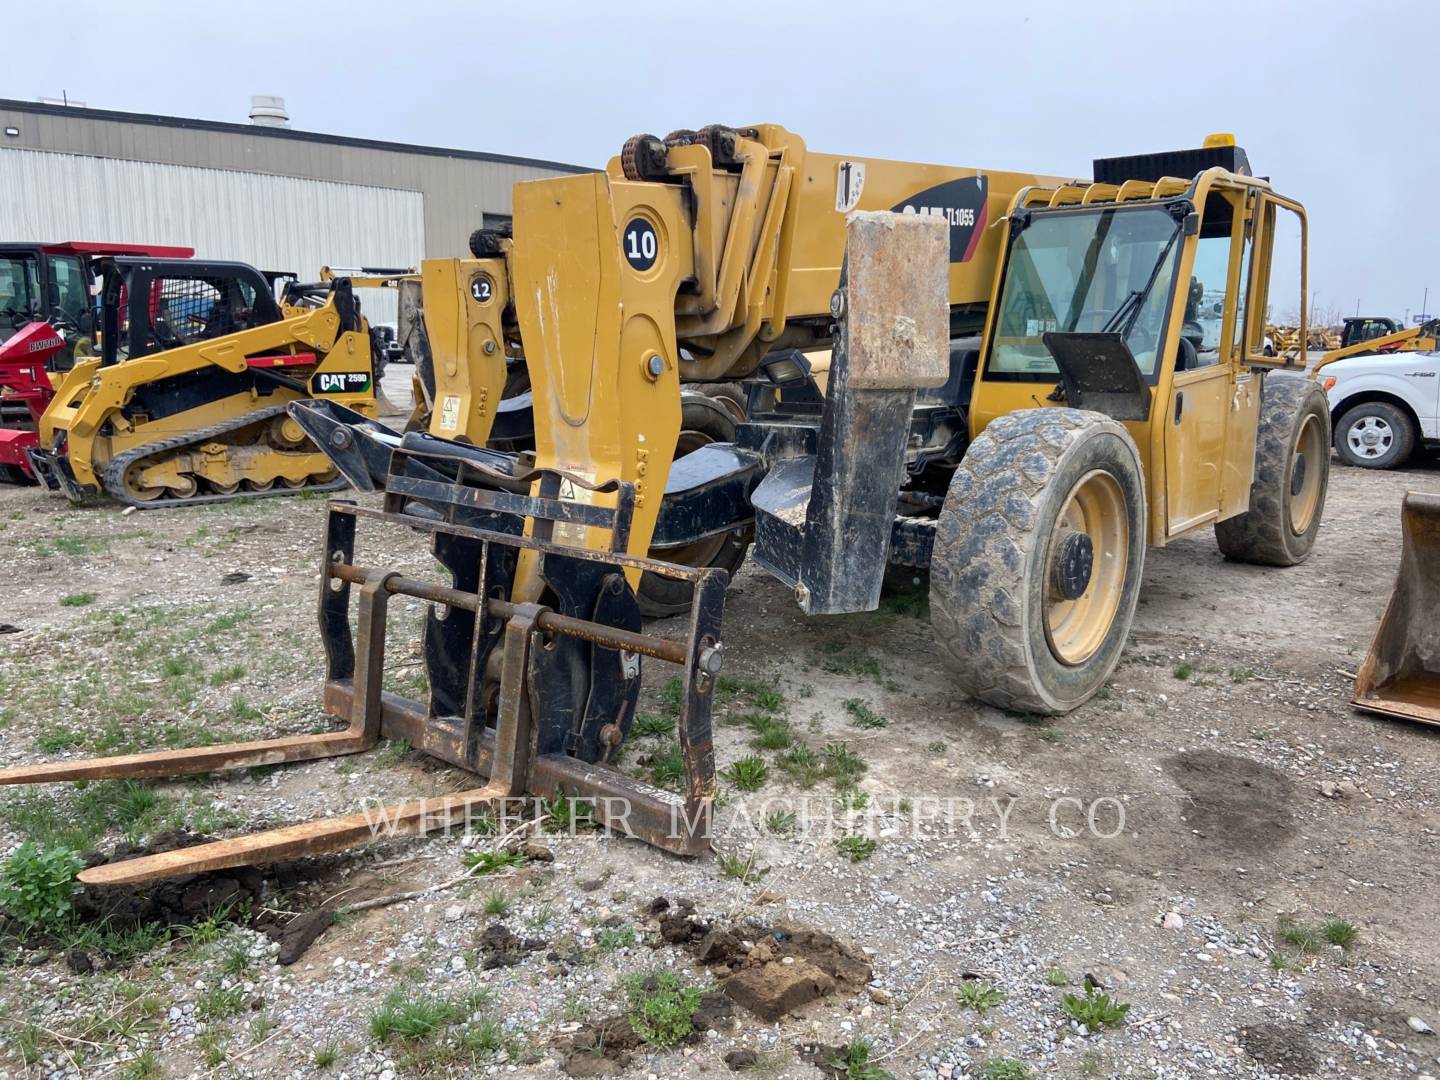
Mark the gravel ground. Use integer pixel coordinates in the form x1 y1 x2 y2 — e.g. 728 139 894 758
0 415 1436 1079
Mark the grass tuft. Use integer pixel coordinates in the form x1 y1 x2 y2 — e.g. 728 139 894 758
956 980 1005 1012
721 755 769 792
826 1036 895 1080
1322 919 1359 949
843 698 888 729
836 835 878 862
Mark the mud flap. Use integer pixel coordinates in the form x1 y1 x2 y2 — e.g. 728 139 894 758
1353 491 1440 727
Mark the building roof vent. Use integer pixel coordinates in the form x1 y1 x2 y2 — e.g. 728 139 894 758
248 95 289 128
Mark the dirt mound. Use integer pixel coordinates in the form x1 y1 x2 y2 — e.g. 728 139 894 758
479 922 546 968
1237 1021 1320 1076
76 831 339 930
1163 749 1295 854
646 896 872 1021
52 832 349 967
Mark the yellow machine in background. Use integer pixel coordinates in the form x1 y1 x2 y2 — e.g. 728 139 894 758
28 257 380 506
1312 317 1440 374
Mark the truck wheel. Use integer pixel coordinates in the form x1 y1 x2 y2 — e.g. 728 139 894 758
930 409 1147 715
637 392 750 617
1334 400 1414 470
1215 374 1330 566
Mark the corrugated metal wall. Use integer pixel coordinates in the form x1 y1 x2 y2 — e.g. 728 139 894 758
0 147 423 325
0 100 589 262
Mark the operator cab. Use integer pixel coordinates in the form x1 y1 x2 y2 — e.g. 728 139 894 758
1340 316 1403 349
98 258 283 365
0 244 94 365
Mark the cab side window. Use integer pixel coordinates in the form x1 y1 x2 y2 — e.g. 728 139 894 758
1181 192 1239 369
47 256 90 325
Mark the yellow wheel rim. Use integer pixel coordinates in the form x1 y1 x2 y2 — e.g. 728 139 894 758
1289 412 1324 535
1043 470 1129 666
120 464 163 502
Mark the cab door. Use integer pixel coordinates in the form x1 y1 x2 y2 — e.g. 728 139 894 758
1162 189 1243 536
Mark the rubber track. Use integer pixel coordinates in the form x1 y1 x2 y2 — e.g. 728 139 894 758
1214 373 1329 566
929 408 1132 713
101 403 348 510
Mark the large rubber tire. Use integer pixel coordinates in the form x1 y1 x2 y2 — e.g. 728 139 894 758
636 392 750 618
697 381 746 423
1215 373 1329 566
930 409 1147 715
1333 399 1414 470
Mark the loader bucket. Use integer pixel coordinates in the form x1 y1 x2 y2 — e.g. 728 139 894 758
0 430 727 883
1353 491 1440 727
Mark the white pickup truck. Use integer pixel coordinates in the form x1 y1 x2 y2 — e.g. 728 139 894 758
1321 348 1440 469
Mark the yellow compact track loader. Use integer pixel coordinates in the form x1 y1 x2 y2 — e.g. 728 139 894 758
0 125 1332 883
27 257 380 506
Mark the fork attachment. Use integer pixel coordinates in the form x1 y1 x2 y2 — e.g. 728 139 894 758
0 441 726 883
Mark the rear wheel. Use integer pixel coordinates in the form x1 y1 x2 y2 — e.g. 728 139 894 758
929 409 1147 714
1334 400 1414 470
1215 373 1330 565
636 392 750 618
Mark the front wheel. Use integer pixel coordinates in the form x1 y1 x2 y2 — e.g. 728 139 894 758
1334 400 1414 470
929 409 1147 715
636 391 750 618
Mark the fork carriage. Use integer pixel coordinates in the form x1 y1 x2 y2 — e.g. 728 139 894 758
0 438 728 884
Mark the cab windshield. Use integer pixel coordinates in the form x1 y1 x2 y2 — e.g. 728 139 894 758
988 205 1184 380
0 255 42 341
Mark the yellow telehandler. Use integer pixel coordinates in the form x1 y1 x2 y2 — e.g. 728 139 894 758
0 126 1331 882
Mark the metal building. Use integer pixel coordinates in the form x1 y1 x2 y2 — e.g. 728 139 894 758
0 96 588 323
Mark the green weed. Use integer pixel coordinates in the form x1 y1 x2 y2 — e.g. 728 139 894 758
460 850 527 876
956 980 1005 1012
0 843 82 930
1061 985 1130 1030
722 755 769 792
623 971 703 1050
980 1059 1034 1080
826 1037 895 1080
1322 919 1359 949
843 698 888 729
836 835 878 862
632 712 675 738
765 810 797 835
647 742 684 788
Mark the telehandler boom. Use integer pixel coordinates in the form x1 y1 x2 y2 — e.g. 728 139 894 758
0 126 1331 884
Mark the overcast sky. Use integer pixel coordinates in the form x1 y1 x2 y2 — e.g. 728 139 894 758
13 0 1438 321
